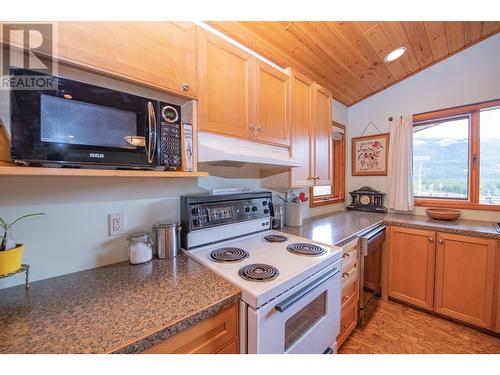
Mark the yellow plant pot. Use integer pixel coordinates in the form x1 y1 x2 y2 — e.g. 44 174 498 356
0 244 24 276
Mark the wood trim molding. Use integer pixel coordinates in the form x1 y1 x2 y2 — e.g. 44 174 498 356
310 121 346 208
413 99 500 212
413 98 500 123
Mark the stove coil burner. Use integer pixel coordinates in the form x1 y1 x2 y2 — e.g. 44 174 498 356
238 264 279 282
287 243 326 256
209 247 249 263
263 234 288 243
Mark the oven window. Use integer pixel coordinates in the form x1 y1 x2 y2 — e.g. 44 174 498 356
284 291 326 351
40 94 139 149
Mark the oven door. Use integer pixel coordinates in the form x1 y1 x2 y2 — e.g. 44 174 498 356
10 69 159 168
247 260 341 354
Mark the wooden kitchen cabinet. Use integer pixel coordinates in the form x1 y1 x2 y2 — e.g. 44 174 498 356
197 28 254 140
253 60 290 146
289 71 314 187
142 303 239 354
56 22 197 97
197 27 290 147
311 83 333 186
337 239 359 348
388 226 436 310
434 233 497 328
495 240 500 333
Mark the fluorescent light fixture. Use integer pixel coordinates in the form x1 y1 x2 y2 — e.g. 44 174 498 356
384 47 406 62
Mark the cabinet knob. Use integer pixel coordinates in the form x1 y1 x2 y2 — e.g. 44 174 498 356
182 83 190 91
438 239 443 245
428 237 433 242
257 125 263 132
249 124 256 131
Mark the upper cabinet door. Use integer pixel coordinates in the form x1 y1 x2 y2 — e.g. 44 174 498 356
312 83 332 186
289 71 313 187
253 61 290 146
434 233 496 329
57 22 197 97
197 28 254 140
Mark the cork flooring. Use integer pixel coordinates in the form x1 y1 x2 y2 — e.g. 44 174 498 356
338 300 500 354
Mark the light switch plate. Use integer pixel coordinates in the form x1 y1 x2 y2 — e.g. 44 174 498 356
108 213 125 236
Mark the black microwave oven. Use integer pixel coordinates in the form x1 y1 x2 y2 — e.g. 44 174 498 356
9 68 182 170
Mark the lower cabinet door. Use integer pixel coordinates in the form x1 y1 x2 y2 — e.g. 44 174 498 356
388 226 436 309
142 304 238 354
337 296 357 348
496 240 500 333
434 233 497 328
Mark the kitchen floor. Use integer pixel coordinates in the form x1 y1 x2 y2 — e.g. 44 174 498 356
339 300 500 354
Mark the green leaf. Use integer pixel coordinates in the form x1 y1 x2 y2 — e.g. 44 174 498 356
10 213 46 227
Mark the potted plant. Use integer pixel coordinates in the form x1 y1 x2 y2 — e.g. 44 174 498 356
0 213 45 275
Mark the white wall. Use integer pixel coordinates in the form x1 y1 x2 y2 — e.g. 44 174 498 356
347 34 500 221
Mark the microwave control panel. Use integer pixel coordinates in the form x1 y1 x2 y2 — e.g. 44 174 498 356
159 103 182 170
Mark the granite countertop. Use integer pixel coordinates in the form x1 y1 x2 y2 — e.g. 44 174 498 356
282 210 500 246
281 210 386 246
0 254 240 354
384 213 500 240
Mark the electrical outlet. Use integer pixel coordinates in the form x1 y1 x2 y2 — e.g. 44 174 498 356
108 213 125 236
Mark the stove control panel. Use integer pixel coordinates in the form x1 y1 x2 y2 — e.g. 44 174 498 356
182 194 273 231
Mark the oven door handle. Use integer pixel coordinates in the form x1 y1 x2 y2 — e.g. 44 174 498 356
275 267 340 313
146 101 157 164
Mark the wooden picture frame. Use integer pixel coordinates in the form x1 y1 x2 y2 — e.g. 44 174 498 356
351 133 390 176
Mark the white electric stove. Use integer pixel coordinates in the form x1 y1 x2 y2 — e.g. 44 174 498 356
180 192 343 354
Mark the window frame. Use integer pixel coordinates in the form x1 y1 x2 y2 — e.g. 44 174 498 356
310 121 346 208
412 98 500 211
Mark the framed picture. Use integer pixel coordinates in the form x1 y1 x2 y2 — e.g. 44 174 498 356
351 133 390 176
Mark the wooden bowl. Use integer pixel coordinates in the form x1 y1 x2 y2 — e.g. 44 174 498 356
425 208 461 221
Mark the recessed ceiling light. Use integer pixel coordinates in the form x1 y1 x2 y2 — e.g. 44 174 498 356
384 47 406 62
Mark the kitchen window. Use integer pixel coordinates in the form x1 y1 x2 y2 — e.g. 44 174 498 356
310 122 346 207
412 99 500 210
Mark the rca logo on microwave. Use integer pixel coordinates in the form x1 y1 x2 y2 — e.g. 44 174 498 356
89 153 105 159
1 23 58 90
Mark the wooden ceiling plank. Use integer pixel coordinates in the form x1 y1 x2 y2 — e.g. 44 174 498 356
481 21 500 37
380 22 421 72
243 21 370 98
284 22 374 97
402 22 435 67
330 21 397 84
357 22 407 80
445 22 466 52
465 22 484 44
423 21 449 60
296 22 387 92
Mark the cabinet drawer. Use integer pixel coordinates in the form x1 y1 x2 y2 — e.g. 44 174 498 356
341 240 358 266
215 338 239 354
337 297 357 347
341 275 358 307
143 304 238 354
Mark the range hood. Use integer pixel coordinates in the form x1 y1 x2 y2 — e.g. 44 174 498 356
197 132 302 169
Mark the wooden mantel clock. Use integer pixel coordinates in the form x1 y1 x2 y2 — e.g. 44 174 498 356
346 186 387 213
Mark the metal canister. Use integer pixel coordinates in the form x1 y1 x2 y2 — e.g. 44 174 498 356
153 222 181 259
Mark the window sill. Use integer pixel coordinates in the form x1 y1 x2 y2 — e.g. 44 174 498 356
414 199 500 211
310 196 345 208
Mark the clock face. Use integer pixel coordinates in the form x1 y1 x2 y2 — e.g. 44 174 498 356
359 195 371 205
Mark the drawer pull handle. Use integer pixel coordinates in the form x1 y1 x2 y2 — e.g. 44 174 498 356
342 252 350 258
342 271 350 278
182 82 190 91
343 324 349 328
342 296 348 303
428 237 433 242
